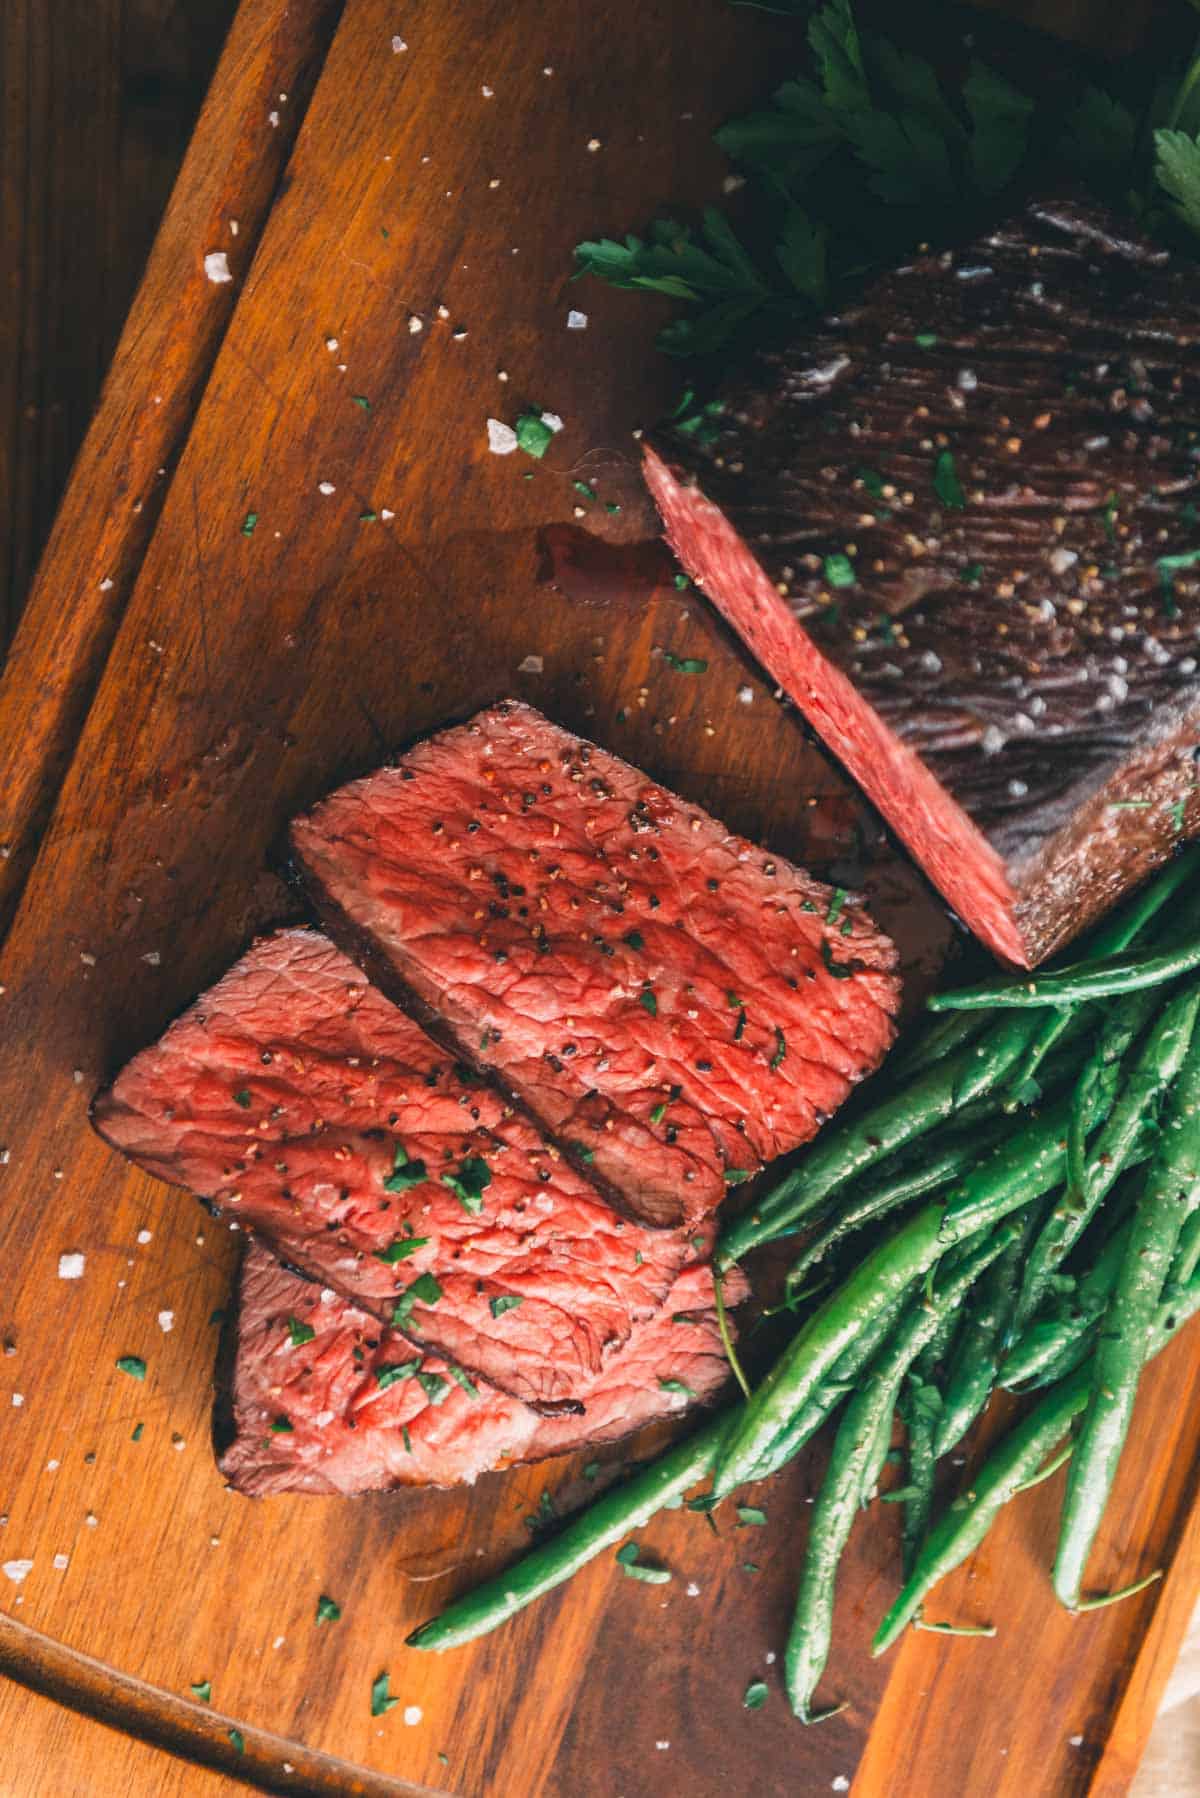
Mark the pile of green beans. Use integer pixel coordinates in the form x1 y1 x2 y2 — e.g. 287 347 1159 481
408 847 1200 1720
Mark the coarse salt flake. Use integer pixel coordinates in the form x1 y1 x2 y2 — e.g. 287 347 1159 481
3 1560 32 1584
487 419 518 455
832 1781 850 1794
11 1394 23 1408
318 481 336 496
158 1310 175 1333
391 36 407 52
685 1581 701 1597
53 1553 69 1571
586 138 601 152
517 654 544 675
403 1705 423 1726
203 252 233 285
58 1253 85 1280
567 310 588 330
481 85 494 97
136 1229 153 1245
408 315 424 334
541 412 564 434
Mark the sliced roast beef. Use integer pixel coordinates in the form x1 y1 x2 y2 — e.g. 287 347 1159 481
644 196 1200 969
92 929 688 1411
290 700 900 1230
217 1240 747 1496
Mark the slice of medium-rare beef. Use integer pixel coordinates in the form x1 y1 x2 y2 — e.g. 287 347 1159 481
644 196 1200 970
91 929 687 1412
216 1241 747 1497
290 700 900 1231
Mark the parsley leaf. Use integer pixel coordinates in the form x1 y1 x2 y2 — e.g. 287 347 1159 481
1155 130 1200 239
315 1594 341 1625
743 1679 769 1710
515 412 554 458
371 1671 399 1716
190 1680 212 1703
376 1360 421 1389
375 1234 429 1264
286 1316 316 1349
490 1293 523 1318
964 61 1032 195
116 1355 146 1380
615 1540 672 1583
441 1155 492 1215
393 1272 442 1327
384 1142 428 1193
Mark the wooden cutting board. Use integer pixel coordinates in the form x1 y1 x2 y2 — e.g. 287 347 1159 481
1 1 1195 1793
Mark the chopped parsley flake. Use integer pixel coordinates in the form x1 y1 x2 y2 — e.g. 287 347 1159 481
570 1141 596 1163
287 1316 316 1348
228 1729 245 1754
639 988 658 1017
515 412 554 458
723 1168 751 1182
233 1089 252 1109
393 1272 442 1326
736 1505 767 1526
616 1540 671 1583
270 1415 293 1433
384 1142 428 1192
402 1425 413 1454
914 332 938 348
375 1234 429 1264
376 1361 421 1389
821 939 857 980
241 513 258 536
623 929 645 950
116 1355 146 1380
933 449 966 510
131 1422 144 1441
490 1293 523 1318
826 887 847 924
352 394 371 411
525 1490 559 1539
673 572 691 589
823 553 855 588
650 1099 668 1125
315 1594 341 1625
448 1364 480 1398
441 1154 492 1214
573 480 598 500
190 1681 212 1703
658 1378 696 1398
733 1007 747 1043
371 1671 399 1717
1171 798 1188 833
857 467 885 497
770 1027 787 1070
416 1371 450 1405
583 1461 601 1479
664 652 708 674
960 562 983 584
743 1679 768 1711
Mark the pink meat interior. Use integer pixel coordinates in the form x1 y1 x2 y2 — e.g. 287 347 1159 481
643 446 1029 967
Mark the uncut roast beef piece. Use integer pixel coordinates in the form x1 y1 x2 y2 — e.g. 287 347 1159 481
217 1241 747 1497
92 930 689 1412
290 700 900 1230
644 196 1200 969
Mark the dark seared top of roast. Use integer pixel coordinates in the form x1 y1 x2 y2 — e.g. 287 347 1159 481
663 197 1200 868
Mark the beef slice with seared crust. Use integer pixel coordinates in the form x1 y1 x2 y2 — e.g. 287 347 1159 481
92 929 689 1411
290 700 900 1230
217 1240 747 1497
644 196 1200 969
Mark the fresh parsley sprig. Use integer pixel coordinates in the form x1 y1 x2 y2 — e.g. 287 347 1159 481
574 0 1200 358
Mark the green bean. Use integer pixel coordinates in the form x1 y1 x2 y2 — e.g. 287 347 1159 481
887 1009 988 1081
1014 986 1200 1341
874 1266 1200 1655
406 1416 725 1653
899 1372 940 1576
716 1098 1078 1498
1004 850 1200 1105
1054 1023 1200 1609
782 1119 1011 1298
718 1013 1044 1267
933 1202 1046 1456
999 1216 1133 1392
745 1302 901 1485
928 936 1200 1013
784 1228 1015 1719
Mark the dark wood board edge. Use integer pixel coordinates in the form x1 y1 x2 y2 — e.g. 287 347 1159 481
0 0 344 946
0 1613 428 1798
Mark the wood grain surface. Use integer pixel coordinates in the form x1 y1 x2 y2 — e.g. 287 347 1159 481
0 0 239 653
1 0 1195 1793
